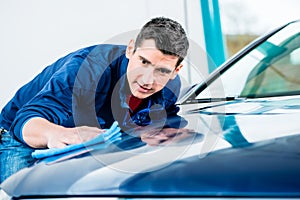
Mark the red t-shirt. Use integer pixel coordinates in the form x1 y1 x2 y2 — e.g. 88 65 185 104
127 95 145 114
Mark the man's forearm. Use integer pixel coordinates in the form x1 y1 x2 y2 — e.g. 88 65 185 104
22 117 104 149
22 117 66 148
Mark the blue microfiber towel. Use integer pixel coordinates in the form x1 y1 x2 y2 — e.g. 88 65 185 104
32 121 122 159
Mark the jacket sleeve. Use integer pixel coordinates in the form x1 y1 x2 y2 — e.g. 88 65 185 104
10 51 109 143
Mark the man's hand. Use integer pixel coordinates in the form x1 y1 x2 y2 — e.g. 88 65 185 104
140 127 196 146
22 117 105 149
46 126 105 148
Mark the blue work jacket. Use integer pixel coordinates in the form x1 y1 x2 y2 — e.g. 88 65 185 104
0 44 182 144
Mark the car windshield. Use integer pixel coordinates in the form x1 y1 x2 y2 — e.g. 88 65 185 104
196 21 300 100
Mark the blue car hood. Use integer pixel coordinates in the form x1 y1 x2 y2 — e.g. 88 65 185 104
2 96 300 198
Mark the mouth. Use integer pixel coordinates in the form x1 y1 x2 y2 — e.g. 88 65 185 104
136 82 153 93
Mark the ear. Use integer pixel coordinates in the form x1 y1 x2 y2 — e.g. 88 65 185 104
126 39 135 59
170 63 183 79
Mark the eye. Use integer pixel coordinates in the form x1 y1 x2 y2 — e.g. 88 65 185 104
157 68 172 74
141 59 148 64
139 57 150 65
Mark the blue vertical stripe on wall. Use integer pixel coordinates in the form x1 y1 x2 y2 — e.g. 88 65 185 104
200 0 226 73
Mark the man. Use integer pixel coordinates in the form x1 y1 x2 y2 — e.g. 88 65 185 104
0 17 189 182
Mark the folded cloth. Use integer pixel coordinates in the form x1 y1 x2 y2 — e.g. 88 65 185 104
32 121 122 159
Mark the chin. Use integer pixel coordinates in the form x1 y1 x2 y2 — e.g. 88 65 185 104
132 91 153 99
133 93 150 99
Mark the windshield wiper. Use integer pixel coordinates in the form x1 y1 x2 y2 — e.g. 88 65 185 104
182 97 246 104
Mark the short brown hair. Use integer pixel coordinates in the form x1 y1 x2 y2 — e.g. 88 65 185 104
135 17 189 67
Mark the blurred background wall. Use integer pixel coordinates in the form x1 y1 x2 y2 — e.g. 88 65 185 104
0 0 206 108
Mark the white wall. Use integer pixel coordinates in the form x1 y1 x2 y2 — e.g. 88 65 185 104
0 0 207 108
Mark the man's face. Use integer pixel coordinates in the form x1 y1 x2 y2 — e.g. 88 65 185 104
126 39 182 99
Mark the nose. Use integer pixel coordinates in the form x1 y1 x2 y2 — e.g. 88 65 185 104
141 67 155 85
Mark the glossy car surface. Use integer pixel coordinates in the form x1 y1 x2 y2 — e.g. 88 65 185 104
1 20 300 199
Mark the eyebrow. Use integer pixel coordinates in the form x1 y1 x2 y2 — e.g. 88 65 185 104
139 55 174 70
